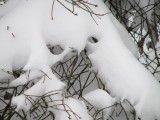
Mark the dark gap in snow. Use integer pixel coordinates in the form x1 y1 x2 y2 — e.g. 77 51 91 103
47 44 64 55
88 37 98 43
12 69 25 78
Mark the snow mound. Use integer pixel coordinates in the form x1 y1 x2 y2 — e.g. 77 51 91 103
12 70 65 111
83 89 116 119
89 28 160 119
49 97 92 120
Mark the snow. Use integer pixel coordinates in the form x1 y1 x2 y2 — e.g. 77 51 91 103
0 0 20 18
12 70 65 111
9 69 42 86
11 67 92 120
49 98 92 120
88 20 160 119
0 0 160 120
83 89 116 119
0 1 4 5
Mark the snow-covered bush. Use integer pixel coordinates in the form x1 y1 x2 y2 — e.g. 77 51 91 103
0 0 160 120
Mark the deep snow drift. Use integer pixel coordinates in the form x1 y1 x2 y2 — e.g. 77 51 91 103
0 0 160 120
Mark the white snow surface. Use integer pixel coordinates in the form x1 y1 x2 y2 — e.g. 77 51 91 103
48 97 92 120
12 70 66 111
0 0 160 120
83 89 116 119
